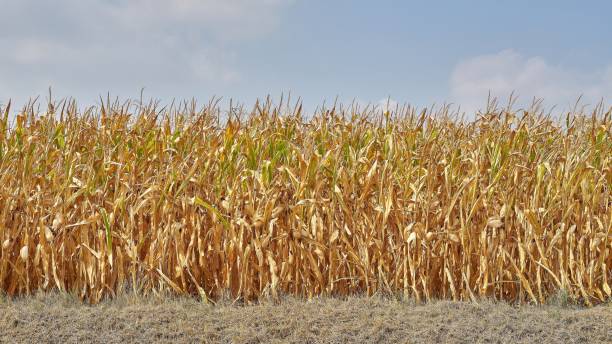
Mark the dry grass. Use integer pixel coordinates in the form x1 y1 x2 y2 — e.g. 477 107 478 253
0 97 610 305
1 293 611 343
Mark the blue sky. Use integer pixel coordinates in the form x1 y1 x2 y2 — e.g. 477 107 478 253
1 0 611 114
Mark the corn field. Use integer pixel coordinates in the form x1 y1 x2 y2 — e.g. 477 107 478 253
0 97 610 305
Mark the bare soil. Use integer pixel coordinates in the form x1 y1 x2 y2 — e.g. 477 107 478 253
0 293 610 343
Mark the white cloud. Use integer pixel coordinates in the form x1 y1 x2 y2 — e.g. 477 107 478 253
449 50 612 114
0 0 293 107
8 39 75 65
106 0 294 40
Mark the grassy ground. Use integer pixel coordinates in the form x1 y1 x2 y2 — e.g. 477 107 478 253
1 293 610 343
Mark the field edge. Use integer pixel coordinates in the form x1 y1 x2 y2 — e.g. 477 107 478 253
1 292 610 343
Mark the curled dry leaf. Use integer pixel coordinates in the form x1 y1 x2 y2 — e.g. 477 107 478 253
487 217 504 228
20 246 29 261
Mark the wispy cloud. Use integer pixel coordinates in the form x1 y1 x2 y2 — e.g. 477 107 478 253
105 0 295 40
449 50 612 114
0 0 294 106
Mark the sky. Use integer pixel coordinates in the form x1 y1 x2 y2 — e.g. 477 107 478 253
1 0 612 115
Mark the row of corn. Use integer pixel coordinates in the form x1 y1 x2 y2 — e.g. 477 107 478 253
0 98 610 304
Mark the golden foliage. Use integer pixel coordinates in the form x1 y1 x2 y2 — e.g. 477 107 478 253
0 98 610 304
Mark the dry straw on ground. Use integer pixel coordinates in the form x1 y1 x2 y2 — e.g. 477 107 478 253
0 97 610 304
2 293 610 343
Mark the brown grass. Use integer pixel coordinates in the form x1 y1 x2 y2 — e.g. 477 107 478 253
1 293 610 343
0 97 610 305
